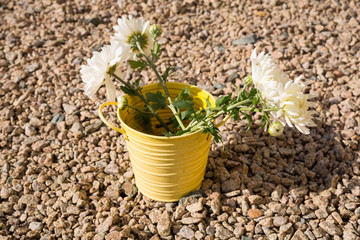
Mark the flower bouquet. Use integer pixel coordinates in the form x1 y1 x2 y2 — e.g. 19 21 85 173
81 16 316 202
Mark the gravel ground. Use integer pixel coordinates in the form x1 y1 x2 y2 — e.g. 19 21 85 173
1 0 360 239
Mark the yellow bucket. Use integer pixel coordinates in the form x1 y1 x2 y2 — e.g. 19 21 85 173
99 82 225 202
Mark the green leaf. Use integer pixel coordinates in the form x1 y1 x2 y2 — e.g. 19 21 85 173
135 78 141 88
202 125 222 143
129 60 147 71
248 88 258 98
205 98 212 108
154 43 160 54
172 100 193 109
232 83 242 101
161 67 175 82
170 117 179 130
134 113 153 134
205 108 212 118
175 87 191 101
180 109 194 120
162 131 174 137
240 112 252 132
151 43 162 61
216 93 232 107
120 86 136 96
231 110 240 121
146 91 168 111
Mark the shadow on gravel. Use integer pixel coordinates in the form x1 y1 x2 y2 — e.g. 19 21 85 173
201 124 358 210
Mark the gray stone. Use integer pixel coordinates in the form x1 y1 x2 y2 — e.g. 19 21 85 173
179 190 206 205
181 217 202 224
221 178 240 192
228 72 239 82
314 208 328 219
72 191 87 205
86 16 103 26
241 236 253 240
29 221 42 231
104 162 119 175
213 83 225 89
343 230 358 240
97 216 113 233
32 140 49 152
290 187 308 199
63 104 77 115
178 226 195 239
234 226 245 238
157 211 171 237
304 229 315 240
313 227 326 238
248 195 264 205
215 225 234 239
206 226 215 236
85 120 103 134
104 184 120 200
232 35 256 46
186 201 203 213
279 223 293 234
0 202 13 214
291 229 309 240
26 63 40 72
51 113 65 123
1 163 10 174
319 221 342 236
174 205 186 220
70 121 83 138
67 205 80 215
273 216 288 227
210 199 221 215
329 96 342 104
121 181 137 197
24 123 37 136
19 194 38 206
259 217 273 228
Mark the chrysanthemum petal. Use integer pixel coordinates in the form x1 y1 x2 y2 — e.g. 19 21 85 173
105 76 116 101
81 43 126 100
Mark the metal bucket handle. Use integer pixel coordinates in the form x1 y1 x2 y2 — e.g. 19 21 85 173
98 102 128 140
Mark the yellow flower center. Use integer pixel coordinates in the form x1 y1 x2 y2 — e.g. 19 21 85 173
106 63 117 76
127 32 148 52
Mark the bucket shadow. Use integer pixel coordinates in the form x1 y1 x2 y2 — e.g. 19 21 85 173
201 120 358 209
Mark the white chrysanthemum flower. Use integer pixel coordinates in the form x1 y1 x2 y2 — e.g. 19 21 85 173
269 78 317 134
81 43 127 101
257 79 283 101
251 48 289 88
112 16 153 59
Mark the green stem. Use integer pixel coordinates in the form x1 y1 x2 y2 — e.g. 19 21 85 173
211 99 252 119
136 43 170 96
111 72 132 89
136 42 186 131
168 101 186 130
183 99 254 132
128 105 152 114
234 107 280 112
111 73 171 132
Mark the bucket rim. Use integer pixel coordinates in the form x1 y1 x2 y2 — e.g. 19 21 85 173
117 81 215 140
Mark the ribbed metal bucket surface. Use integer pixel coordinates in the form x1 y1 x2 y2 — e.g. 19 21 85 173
118 82 215 202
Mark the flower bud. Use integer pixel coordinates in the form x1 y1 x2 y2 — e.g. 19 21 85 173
149 24 162 39
118 96 128 110
244 75 253 86
268 122 284 137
